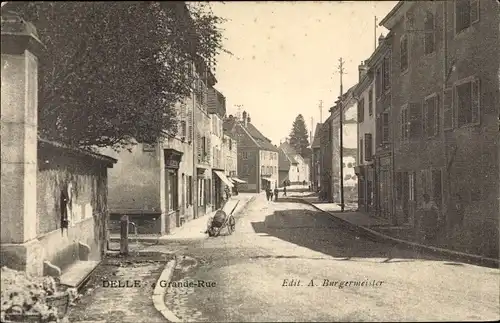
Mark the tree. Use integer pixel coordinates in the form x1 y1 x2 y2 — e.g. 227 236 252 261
288 114 310 158
4 1 229 151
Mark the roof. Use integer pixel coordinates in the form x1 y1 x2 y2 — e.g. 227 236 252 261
279 141 299 164
38 137 117 166
223 117 279 152
278 148 291 171
245 123 279 152
311 123 322 148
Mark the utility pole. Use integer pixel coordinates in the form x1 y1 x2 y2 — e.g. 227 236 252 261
374 16 378 51
319 100 323 123
192 61 198 219
338 57 345 212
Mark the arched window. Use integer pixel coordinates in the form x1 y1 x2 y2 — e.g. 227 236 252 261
424 12 435 55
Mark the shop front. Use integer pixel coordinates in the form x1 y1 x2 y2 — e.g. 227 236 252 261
213 170 234 210
375 155 392 220
229 174 246 195
164 149 182 233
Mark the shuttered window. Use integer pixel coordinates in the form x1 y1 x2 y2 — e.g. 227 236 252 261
456 78 480 127
400 35 409 73
424 12 435 55
364 133 373 161
187 106 194 143
424 95 439 138
358 98 365 123
359 138 364 162
382 112 389 143
409 103 422 140
368 88 374 116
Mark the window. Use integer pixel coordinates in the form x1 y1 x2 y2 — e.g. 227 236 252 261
400 35 409 73
383 54 391 90
400 105 409 142
409 173 415 201
368 88 374 116
409 103 422 139
455 0 480 34
424 94 440 137
359 138 364 162
431 169 442 208
342 163 346 168
364 133 373 161
382 112 389 143
166 170 178 211
187 175 192 206
358 98 365 123
242 151 248 160
180 120 187 139
455 77 480 127
376 67 382 99
229 139 232 151
424 12 435 55
443 88 454 130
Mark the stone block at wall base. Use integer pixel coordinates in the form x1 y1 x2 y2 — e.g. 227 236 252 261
0 239 43 276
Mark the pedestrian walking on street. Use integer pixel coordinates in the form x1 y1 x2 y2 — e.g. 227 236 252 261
266 187 272 201
283 185 287 196
419 193 440 242
274 187 279 201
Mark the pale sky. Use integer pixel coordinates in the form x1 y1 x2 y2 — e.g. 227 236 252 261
210 1 397 145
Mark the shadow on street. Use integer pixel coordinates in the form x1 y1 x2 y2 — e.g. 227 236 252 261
250 207 441 262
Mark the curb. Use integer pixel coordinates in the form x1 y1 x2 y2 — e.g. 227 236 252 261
152 259 181 323
292 197 499 268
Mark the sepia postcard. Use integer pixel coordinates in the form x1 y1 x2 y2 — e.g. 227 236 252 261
1 1 499 322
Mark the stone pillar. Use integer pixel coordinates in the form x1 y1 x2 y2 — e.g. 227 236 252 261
1 12 44 276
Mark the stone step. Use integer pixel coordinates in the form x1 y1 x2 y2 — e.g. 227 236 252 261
59 260 100 290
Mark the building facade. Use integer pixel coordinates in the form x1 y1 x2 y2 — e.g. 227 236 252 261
104 61 216 235
319 119 334 201
278 140 310 186
354 62 377 214
380 0 499 257
329 86 359 204
223 112 279 192
311 124 322 192
208 87 234 210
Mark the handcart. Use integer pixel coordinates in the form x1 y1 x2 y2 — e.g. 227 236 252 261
206 200 239 237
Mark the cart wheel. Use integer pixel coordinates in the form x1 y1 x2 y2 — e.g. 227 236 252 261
228 215 236 234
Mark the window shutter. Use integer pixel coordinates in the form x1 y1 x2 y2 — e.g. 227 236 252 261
470 0 479 24
206 136 211 162
187 106 193 142
197 133 202 162
409 103 422 140
359 138 364 162
472 78 480 124
382 112 389 143
443 88 453 130
364 133 372 160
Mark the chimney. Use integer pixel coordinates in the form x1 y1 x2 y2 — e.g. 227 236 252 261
358 61 368 81
378 33 385 46
247 114 251 123
242 111 248 127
